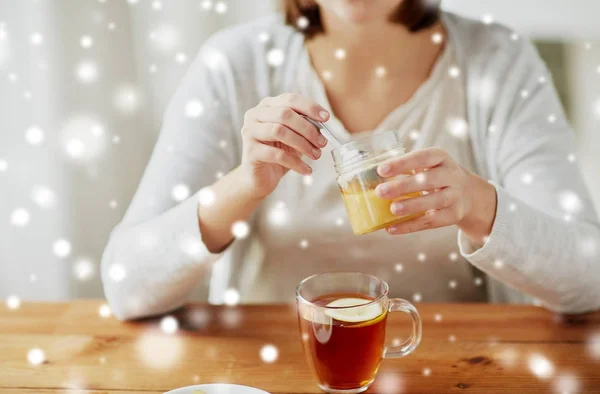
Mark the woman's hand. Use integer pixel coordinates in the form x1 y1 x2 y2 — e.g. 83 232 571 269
240 93 330 200
376 147 498 245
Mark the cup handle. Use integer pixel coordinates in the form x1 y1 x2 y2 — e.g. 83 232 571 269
383 298 422 359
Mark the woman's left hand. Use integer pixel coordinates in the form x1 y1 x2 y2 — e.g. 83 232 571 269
375 147 498 244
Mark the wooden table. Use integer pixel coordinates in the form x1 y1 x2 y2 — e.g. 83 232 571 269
1 301 600 393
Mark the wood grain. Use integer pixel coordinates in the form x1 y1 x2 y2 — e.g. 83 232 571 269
1 301 599 394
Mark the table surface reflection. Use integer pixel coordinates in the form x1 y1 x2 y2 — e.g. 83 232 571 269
1 301 599 393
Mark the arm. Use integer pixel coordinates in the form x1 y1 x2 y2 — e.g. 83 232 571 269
457 40 600 313
101 39 240 320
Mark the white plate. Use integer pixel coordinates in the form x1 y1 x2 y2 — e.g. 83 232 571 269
165 384 270 394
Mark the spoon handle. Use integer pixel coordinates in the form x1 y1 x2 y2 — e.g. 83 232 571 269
303 116 342 148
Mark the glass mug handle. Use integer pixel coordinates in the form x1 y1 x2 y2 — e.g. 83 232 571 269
383 298 422 358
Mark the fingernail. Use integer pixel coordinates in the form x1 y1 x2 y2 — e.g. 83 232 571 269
304 165 312 174
379 164 390 176
391 202 403 214
388 226 397 234
318 135 327 147
319 110 329 120
377 183 388 197
312 148 321 159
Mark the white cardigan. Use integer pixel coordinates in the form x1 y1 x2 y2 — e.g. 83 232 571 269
101 12 600 320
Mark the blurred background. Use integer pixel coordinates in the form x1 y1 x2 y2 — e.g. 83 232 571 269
1 0 599 302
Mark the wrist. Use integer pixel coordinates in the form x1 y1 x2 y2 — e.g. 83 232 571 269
230 165 268 203
458 174 498 245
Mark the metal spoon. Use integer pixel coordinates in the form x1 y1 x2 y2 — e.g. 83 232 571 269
303 116 342 149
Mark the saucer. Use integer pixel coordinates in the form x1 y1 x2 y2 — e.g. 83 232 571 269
165 384 270 394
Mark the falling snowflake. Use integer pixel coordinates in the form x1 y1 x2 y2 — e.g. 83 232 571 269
7 295 20 310
423 367 432 376
108 264 126 282
113 85 141 114
149 64 157 73
53 239 72 258
30 33 43 45
80 35 93 48
266 48 284 67
409 130 420 141
109 200 118 209
149 24 180 53
30 274 37 282
299 239 309 249
520 89 530 99
558 190 582 214
175 52 188 64
434 314 442 322
232 221 250 239
11 208 31 227
201 0 213 10
214 1 227 13
448 280 457 289
481 14 494 25
538 76 546 84
108 22 116 30
178 233 205 258
215 171 224 179
76 61 99 83
28 348 46 365
394 263 403 273
508 203 517 212
521 173 534 185
198 187 216 207
268 201 289 226
321 70 332 81
0 159 7 172
510 32 519 41
448 335 456 342
296 16 309 30
185 99 204 118
474 277 483 286
258 32 270 43
224 288 240 306
99 356 106 364
171 183 190 202
448 252 458 261
553 373 581 394
587 332 600 359
375 66 387 78
334 48 346 60
448 66 461 78
112 135 121 144
498 347 518 367
25 126 45 145
375 372 405 393
494 259 504 269
567 154 576 163
528 353 554 379
335 217 344 226
136 335 183 369
160 316 179 334
98 303 111 318
431 32 443 44
446 117 468 139
300 175 313 186
547 114 557 123
414 173 426 184
73 258 95 281
151 0 162 10
578 237 598 259
127 0 139 4
260 344 278 363
413 293 422 302
417 252 426 262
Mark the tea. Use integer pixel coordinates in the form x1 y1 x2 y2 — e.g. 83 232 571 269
299 293 388 391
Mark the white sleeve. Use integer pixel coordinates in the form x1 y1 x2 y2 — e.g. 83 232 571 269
459 39 600 313
101 37 241 320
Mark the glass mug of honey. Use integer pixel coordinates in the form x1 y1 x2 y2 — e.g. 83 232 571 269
332 129 424 235
297 272 422 393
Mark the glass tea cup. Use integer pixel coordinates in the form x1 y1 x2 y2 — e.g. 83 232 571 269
296 272 422 393
332 130 424 235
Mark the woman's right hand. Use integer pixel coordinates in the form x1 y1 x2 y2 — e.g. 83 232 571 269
240 93 330 199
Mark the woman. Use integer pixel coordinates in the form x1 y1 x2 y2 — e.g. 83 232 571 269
102 0 600 320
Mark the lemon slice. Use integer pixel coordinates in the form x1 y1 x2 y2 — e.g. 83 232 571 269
324 298 383 323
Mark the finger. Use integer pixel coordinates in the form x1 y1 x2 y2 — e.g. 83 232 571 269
389 188 455 216
261 93 330 122
251 106 327 148
386 209 456 235
376 167 450 198
250 123 321 160
378 147 448 177
252 143 312 175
